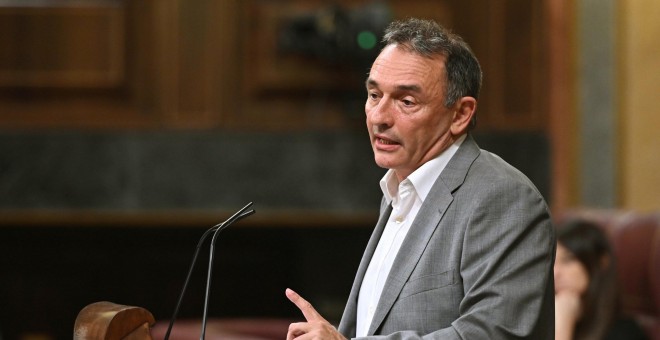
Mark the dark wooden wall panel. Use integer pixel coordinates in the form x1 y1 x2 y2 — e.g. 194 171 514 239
0 5 124 88
0 0 547 132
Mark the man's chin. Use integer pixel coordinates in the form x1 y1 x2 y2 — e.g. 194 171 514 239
374 157 398 170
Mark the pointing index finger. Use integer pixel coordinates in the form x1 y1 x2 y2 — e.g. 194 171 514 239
286 288 324 322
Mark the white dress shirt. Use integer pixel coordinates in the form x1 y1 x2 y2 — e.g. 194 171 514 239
355 134 465 336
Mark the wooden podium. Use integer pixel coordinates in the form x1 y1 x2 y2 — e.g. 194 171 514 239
73 301 294 339
74 301 155 340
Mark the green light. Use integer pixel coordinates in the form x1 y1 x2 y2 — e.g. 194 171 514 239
357 31 377 50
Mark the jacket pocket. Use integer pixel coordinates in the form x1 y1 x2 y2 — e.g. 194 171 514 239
399 269 456 298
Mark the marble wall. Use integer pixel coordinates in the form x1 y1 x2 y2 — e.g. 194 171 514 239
0 130 549 213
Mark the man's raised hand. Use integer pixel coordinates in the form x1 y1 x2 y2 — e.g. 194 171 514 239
286 288 347 340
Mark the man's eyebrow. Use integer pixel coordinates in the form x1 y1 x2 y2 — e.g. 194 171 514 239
395 84 422 93
365 78 421 93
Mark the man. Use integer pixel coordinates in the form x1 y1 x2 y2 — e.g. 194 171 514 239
286 18 555 339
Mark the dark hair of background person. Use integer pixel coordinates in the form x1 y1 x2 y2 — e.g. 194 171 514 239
557 219 620 340
381 18 482 129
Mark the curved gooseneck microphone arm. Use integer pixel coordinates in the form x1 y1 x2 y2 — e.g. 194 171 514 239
163 202 255 340
200 207 255 340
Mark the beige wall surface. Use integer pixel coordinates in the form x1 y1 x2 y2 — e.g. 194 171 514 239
619 0 660 211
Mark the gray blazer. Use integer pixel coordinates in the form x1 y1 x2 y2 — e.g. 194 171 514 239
338 134 555 339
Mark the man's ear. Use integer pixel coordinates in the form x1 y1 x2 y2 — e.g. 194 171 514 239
450 97 477 135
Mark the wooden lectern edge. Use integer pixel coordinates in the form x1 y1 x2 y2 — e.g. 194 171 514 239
74 301 155 340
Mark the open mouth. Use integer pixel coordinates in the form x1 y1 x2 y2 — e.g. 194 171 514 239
378 138 398 145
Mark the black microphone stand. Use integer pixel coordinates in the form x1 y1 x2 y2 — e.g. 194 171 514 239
163 202 254 340
200 208 255 339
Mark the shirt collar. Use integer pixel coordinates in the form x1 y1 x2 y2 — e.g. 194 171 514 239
380 134 466 204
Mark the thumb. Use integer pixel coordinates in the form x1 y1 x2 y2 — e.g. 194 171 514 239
286 288 325 322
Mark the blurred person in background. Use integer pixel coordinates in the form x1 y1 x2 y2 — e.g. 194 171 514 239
555 219 648 340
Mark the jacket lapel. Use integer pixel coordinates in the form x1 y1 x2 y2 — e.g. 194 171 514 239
367 134 481 335
339 200 392 337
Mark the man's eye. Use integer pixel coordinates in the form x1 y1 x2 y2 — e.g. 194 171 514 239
402 99 415 106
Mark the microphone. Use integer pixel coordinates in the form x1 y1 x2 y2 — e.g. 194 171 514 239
163 202 255 340
200 207 255 339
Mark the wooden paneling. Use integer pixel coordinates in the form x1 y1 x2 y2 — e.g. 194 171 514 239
236 0 547 131
0 0 237 129
0 5 124 88
0 0 548 132
450 0 547 131
233 0 379 130
0 2 145 128
547 0 577 212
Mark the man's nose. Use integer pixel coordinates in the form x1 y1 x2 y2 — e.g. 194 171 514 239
368 99 393 126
